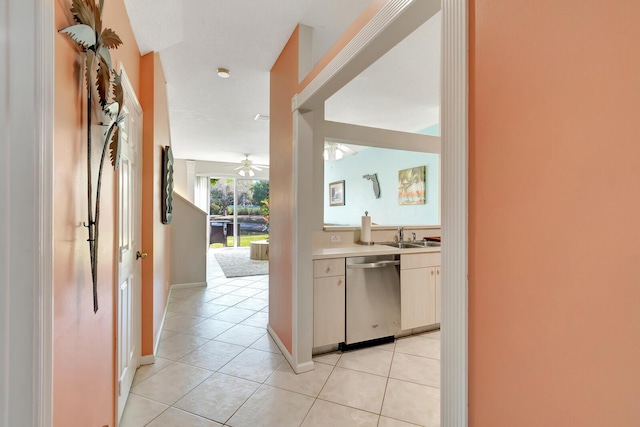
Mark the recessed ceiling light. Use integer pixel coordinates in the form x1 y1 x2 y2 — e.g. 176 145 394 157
216 67 230 78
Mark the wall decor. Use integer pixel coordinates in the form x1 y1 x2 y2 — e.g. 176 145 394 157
398 166 427 205
60 0 124 313
329 180 345 206
362 173 380 198
162 145 174 224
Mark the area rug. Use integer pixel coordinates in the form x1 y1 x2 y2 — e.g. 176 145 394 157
214 248 269 278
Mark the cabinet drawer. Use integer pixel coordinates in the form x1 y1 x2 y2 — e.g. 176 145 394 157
400 252 441 270
313 258 345 278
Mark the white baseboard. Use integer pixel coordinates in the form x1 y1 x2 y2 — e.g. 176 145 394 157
267 324 294 367
140 284 180 366
152 287 174 357
171 282 207 289
142 282 207 365
294 360 314 374
140 354 155 365
267 325 315 374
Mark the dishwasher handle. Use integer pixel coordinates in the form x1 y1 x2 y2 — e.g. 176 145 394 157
347 260 400 269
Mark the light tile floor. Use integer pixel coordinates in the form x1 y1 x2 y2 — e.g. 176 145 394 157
121 249 441 427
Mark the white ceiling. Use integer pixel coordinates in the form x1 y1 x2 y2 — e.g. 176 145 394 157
326 12 441 133
123 0 440 170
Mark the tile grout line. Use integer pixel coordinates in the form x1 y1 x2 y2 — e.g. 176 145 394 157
162 261 270 426
298 352 342 427
142 404 171 427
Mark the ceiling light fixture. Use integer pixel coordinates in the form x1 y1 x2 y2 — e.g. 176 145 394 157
216 67 230 78
323 142 345 161
234 154 267 177
254 113 270 122
238 168 254 177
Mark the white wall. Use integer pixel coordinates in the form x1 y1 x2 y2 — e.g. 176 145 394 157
173 158 189 199
324 147 439 226
171 193 208 286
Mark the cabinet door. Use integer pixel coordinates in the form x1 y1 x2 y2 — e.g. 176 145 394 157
401 267 436 330
313 276 345 347
435 266 441 324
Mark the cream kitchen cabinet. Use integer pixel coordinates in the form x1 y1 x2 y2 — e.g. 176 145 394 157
400 252 441 330
313 258 345 347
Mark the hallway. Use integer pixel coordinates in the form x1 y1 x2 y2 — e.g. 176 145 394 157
121 250 440 426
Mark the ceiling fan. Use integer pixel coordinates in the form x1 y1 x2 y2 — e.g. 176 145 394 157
234 154 269 177
324 141 358 161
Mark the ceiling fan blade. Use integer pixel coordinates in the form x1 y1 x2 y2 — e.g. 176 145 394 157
338 143 357 154
251 165 263 171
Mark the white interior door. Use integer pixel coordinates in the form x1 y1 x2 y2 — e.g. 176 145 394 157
116 69 143 422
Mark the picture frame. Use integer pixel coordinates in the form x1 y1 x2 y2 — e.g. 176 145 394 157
398 165 426 205
329 180 345 206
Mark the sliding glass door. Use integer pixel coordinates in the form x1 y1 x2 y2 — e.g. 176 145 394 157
208 178 269 248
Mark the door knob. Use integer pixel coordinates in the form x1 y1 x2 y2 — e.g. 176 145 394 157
136 251 148 260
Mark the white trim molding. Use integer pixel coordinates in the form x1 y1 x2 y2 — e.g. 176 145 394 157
139 354 157 366
293 0 440 112
36 0 55 425
442 0 469 425
1 7 10 424
267 325 314 374
291 110 315 373
171 282 207 289
323 120 441 153
0 0 55 426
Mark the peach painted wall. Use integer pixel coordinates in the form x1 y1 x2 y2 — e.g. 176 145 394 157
269 0 392 355
139 52 172 356
269 26 300 353
469 1 640 425
53 0 140 425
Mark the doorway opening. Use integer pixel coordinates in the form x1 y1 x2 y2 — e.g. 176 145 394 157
290 0 468 423
207 177 270 248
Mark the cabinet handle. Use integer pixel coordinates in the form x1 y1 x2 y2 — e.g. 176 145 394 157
325 266 331 273
337 279 342 286
437 269 440 275
431 270 434 276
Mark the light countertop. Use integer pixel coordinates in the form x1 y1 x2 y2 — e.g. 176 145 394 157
312 243 441 259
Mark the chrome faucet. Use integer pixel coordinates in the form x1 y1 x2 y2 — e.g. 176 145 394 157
397 226 404 242
412 232 416 242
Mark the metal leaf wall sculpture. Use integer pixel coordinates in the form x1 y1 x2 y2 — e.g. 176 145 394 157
60 0 124 313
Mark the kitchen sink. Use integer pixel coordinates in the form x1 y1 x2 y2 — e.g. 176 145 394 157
382 242 415 249
408 241 441 248
381 241 441 249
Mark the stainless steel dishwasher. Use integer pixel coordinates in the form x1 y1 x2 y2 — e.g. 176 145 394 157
343 254 401 349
